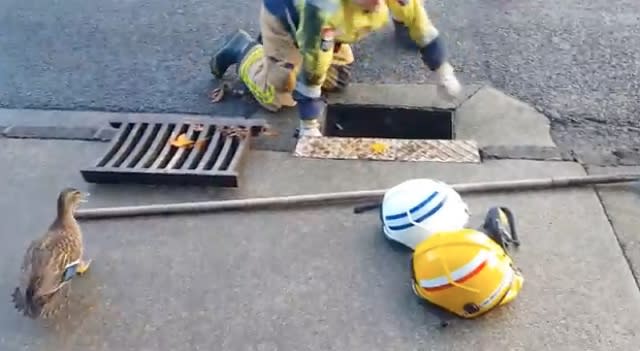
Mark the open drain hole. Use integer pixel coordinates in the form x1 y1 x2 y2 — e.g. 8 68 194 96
324 104 454 140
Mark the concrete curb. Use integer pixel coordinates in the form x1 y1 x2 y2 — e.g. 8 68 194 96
0 82 634 166
4 124 636 166
480 145 576 162
1 125 117 141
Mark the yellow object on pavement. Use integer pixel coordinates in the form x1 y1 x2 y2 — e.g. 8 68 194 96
411 225 524 319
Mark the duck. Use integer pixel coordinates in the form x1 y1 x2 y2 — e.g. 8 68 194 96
11 187 92 319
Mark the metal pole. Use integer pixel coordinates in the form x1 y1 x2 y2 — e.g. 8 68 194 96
74 173 640 220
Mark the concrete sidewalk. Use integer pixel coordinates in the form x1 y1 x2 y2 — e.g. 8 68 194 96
0 137 639 350
1 83 640 350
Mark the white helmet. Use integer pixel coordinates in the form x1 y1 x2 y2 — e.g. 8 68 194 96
380 178 470 250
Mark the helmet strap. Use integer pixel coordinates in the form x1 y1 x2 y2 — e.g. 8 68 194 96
482 206 520 251
405 209 427 230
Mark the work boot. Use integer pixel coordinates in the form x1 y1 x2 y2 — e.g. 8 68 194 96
436 62 462 99
210 29 259 79
298 119 323 137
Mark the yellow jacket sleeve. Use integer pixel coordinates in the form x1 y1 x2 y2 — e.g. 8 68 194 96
291 0 340 120
387 0 440 47
293 0 338 100
388 0 447 71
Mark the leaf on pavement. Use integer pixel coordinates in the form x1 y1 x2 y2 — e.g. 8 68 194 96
260 126 279 137
194 139 208 150
170 133 195 148
370 142 388 155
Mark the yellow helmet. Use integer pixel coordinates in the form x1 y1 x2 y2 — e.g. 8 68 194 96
410 207 523 320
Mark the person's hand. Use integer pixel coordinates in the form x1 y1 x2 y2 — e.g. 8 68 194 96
322 64 352 91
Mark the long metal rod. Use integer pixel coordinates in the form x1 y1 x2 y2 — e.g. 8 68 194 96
74 173 640 220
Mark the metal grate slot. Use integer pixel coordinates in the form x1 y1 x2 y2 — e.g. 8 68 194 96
126 123 161 168
80 116 267 187
109 123 148 168
96 122 134 167
138 124 173 169
151 123 189 169
166 124 200 170
184 125 215 170
198 128 223 171
210 136 235 171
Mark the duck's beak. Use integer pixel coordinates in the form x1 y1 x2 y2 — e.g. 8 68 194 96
80 192 90 203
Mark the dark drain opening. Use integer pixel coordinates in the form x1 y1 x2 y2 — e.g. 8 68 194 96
324 104 454 139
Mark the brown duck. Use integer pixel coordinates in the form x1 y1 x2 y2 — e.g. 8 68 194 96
11 188 92 319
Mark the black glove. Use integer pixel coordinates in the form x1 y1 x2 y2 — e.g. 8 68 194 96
322 63 352 92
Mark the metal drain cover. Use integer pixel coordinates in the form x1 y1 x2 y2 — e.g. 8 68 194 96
80 116 268 187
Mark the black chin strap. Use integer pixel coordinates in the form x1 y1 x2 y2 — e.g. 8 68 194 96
481 206 520 251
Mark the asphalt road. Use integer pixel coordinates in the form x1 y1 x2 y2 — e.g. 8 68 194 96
1 0 639 154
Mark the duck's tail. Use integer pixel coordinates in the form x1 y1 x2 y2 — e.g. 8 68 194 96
11 286 43 319
12 278 56 319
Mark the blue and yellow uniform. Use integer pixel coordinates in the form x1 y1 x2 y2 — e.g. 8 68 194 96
210 0 458 137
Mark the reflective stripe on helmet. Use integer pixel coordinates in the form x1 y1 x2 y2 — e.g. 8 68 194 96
418 250 489 291
477 265 514 310
384 191 447 231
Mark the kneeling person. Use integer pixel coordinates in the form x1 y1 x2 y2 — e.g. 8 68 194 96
210 0 462 137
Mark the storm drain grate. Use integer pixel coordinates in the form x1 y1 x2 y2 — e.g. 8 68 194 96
80 117 268 187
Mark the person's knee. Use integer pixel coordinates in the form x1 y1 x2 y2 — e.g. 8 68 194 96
264 62 297 97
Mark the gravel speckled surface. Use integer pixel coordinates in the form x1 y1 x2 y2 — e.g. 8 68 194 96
1 0 639 154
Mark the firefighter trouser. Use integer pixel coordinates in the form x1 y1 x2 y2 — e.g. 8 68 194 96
238 4 354 112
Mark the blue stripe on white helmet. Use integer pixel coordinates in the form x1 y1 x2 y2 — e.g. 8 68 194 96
384 191 449 231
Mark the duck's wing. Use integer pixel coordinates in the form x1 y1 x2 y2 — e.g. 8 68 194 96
39 284 72 319
13 238 54 318
19 240 37 285
27 230 82 298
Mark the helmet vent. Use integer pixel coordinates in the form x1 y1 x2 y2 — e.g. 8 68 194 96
463 303 480 314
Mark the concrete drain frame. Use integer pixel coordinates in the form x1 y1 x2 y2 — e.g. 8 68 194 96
293 84 481 163
80 115 268 187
